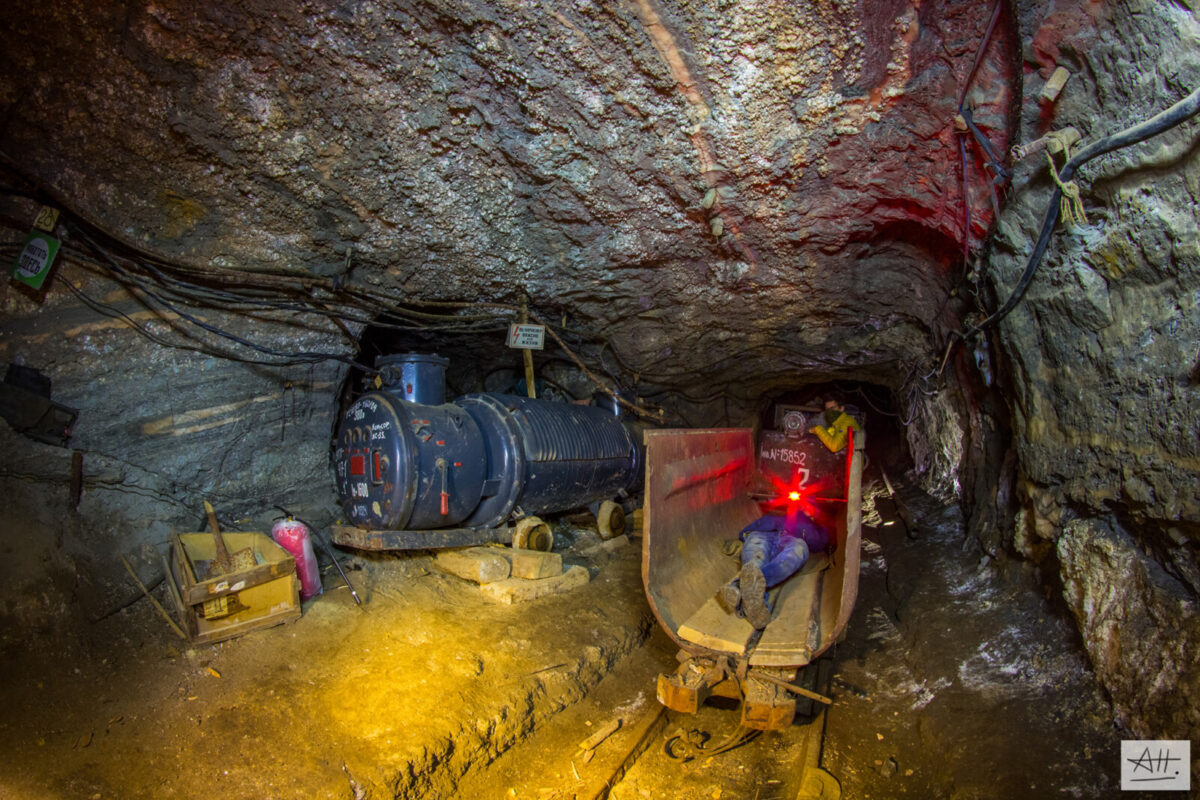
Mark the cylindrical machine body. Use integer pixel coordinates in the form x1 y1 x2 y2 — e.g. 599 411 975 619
459 393 642 522
333 389 643 532
375 353 450 405
333 392 487 530
271 517 322 600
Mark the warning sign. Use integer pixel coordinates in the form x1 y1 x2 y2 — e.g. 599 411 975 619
11 232 61 290
33 206 60 232
507 323 545 350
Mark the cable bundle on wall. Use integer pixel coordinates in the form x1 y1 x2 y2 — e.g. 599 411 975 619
0 150 664 418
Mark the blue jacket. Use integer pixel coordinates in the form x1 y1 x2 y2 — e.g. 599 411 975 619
739 506 830 553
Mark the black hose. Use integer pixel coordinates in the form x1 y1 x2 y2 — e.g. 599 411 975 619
970 85 1200 335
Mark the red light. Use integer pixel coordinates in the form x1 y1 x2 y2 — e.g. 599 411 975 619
759 469 827 518
349 454 366 476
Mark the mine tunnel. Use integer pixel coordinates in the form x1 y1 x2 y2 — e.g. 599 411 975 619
1 1 1198 798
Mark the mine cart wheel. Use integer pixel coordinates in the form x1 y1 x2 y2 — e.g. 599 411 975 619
596 500 626 539
512 517 554 552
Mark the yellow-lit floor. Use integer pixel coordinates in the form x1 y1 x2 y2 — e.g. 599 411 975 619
0 523 651 799
0 489 1122 799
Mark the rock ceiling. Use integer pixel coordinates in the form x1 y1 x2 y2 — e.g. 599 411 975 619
1 0 1018 405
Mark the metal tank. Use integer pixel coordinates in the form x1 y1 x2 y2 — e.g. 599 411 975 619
332 354 643 550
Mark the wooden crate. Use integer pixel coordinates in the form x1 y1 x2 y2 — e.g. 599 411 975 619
165 532 301 644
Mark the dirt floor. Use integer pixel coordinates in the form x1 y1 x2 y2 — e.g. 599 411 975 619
0 484 1133 800
0 519 655 799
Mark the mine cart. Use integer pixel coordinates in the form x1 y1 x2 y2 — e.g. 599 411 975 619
644 422 865 731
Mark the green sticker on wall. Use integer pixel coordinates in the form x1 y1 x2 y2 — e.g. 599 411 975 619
11 231 61 290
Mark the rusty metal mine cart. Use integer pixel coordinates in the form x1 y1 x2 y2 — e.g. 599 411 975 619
643 425 865 731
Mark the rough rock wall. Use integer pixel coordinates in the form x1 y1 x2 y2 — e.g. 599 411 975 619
0 259 352 643
1056 518 1199 740
990 0 1200 737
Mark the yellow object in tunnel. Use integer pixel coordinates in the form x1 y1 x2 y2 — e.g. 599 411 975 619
810 411 861 453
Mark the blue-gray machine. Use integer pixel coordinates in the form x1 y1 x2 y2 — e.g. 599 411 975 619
331 354 643 551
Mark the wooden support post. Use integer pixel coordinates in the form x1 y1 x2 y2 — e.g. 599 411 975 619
520 297 536 398
121 556 187 640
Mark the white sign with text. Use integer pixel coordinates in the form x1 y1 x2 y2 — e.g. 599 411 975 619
507 323 545 350
1121 740 1190 791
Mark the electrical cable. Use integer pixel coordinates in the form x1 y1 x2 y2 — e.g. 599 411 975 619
952 0 1007 265
1 176 517 332
959 130 973 264
527 313 663 420
533 374 579 401
56 274 246 360
978 84 1200 330
641 385 731 404
42 222 505 332
834 382 901 419
71 225 380 372
955 0 1005 112
1 156 668 418
0 147 333 294
937 84 1200 377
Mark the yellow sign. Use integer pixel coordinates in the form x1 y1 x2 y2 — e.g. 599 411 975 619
33 206 60 232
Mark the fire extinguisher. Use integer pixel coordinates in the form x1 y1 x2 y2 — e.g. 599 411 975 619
272 514 322 600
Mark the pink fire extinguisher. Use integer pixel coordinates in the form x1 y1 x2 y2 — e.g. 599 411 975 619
272 514 322 600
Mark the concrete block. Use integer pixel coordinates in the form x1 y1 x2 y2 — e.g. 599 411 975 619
435 547 511 584
511 549 563 580
480 565 589 604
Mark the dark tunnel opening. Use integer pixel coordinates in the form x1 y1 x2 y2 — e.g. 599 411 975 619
337 312 922 472
332 311 623 433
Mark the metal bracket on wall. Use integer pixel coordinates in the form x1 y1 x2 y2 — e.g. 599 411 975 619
0 363 78 447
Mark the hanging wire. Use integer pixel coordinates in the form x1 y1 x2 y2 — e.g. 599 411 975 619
0 159 671 417
71 225 380 372
936 84 1200 375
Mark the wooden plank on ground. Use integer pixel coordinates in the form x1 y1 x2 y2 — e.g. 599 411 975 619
480 565 589 604
436 547 512 584
677 597 756 655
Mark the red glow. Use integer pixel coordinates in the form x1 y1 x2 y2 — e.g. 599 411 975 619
760 469 828 518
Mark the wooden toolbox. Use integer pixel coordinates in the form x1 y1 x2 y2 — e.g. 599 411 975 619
164 531 301 644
